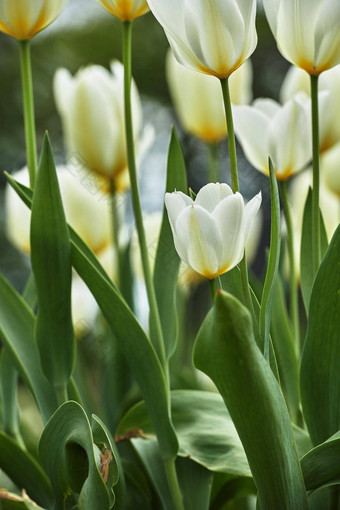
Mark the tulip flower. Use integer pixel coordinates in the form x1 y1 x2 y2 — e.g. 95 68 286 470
54 62 142 191
322 143 340 198
95 0 149 21
166 51 253 144
281 65 340 153
0 0 67 40
262 0 340 75
147 0 257 79
233 94 312 180
165 183 261 279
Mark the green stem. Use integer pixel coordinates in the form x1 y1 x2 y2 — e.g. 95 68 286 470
207 142 219 183
110 180 124 289
19 40 37 188
310 74 321 274
164 458 184 510
122 22 167 371
280 181 300 353
209 279 216 301
220 77 239 193
239 256 259 336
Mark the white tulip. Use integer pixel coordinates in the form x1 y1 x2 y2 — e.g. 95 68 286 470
281 65 340 152
95 0 149 21
54 62 142 191
166 51 253 143
165 183 261 279
233 94 312 179
262 0 340 75
322 143 340 198
0 0 67 40
147 0 257 79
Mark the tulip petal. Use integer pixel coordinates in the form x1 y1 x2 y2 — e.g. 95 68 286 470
314 0 340 70
212 193 245 272
195 183 233 212
175 205 222 278
165 192 193 233
243 192 262 240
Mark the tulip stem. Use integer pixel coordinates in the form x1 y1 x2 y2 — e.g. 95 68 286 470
310 74 321 275
208 142 219 183
209 279 216 301
164 458 184 510
280 181 300 352
19 40 37 188
109 180 123 289
122 22 167 370
220 77 239 193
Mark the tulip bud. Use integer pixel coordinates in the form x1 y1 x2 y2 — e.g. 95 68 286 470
0 0 67 40
165 183 261 279
166 50 253 144
147 0 257 79
54 62 142 191
95 0 149 22
262 0 340 75
233 94 312 180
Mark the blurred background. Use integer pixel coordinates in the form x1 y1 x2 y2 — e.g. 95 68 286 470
0 0 291 293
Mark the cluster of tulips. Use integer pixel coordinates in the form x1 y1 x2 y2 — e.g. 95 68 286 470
0 0 340 509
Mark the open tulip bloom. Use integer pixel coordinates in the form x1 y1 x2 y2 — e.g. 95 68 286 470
95 0 149 21
165 183 262 279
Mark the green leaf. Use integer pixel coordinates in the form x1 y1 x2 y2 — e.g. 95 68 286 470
300 188 329 312
5 174 178 463
39 401 112 510
30 134 75 390
0 490 46 510
301 431 340 492
193 291 308 509
152 128 187 359
0 273 57 422
260 159 281 360
0 432 53 508
300 225 340 445
117 390 250 477
0 348 20 440
210 475 256 510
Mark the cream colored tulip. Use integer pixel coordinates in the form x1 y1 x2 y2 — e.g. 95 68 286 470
0 0 67 40
165 183 261 279
95 0 149 21
54 62 142 191
166 51 253 144
233 94 312 180
262 0 340 75
322 143 340 198
281 65 340 152
147 0 257 79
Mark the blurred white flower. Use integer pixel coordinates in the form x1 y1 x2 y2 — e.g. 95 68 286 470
4 166 119 336
0 0 67 40
54 61 142 192
280 65 340 152
147 0 257 79
166 51 253 144
322 143 340 198
95 0 149 21
262 0 340 75
165 183 261 279
233 94 312 179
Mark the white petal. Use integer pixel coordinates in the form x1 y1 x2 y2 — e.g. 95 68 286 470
174 205 222 278
243 192 262 240
280 66 310 103
314 0 340 70
195 183 233 212
262 0 280 36
165 191 193 233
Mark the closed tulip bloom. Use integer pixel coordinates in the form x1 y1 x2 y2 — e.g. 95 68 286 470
281 65 340 152
166 51 253 144
322 143 340 198
147 0 257 79
262 0 340 75
54 62 142 191
233 94 312 179
0 0 67 40
95 0 149 21
165 183 261 279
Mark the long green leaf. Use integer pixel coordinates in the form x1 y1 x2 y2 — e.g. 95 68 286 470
39 401 113 510
260 159 281 360
5 174 179 463
301 431 340 492
152 129 187 359
300 188 329 313
0 273 57 422
193 291 308 509
300 224 340 445
30 134 75 390
0 432 53 508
